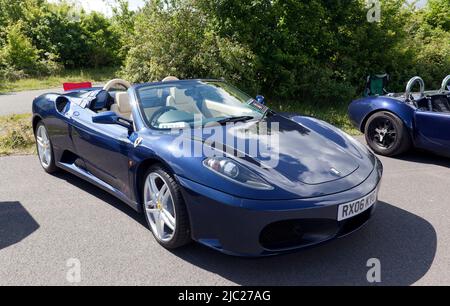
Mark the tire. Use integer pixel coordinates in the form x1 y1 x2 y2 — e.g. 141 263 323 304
35 121 58 173
364 111 411 156
142 165 191 249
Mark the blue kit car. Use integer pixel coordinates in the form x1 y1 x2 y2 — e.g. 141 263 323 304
349 75 450 157
32 78 383 256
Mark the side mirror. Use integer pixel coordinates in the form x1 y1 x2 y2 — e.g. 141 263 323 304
92 111 134 135
256 95 266 105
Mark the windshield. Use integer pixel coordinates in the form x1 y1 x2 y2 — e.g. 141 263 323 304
136 80 267 129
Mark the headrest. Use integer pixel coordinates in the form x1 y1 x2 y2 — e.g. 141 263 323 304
166 95 176 106
116 92 132 113
162 76 179 82
169 87 192 105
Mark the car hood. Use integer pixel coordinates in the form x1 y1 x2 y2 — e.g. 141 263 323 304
221 114 360 185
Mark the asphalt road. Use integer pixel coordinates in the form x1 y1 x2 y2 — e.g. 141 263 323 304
0 88 63 116
0 85 103 116
0 142 449 286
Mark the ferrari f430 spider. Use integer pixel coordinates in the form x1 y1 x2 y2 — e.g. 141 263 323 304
33 78 383 256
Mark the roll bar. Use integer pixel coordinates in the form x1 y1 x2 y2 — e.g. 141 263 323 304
440 75 450 93
405 76 425 101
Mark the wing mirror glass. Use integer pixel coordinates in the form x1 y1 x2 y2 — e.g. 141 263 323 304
92 111 134 135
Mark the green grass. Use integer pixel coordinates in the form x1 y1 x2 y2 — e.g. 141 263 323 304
0 67 119 93
271 100 361 135
0 114 35 156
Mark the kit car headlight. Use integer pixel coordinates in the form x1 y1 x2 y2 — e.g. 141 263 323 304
203 157 273 190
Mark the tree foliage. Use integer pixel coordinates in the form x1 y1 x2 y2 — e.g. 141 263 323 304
121 0 449 104
0 0 121 79
122 0 257 89
0 0 449 106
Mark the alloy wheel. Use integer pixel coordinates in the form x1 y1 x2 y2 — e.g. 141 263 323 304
143 172 177 242
36 125 52 168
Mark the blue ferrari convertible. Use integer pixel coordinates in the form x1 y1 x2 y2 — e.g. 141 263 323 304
349 75 450 157
32 78 382 256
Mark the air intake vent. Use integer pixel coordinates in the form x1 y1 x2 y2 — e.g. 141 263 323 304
260 219 338 251
55 96 70 113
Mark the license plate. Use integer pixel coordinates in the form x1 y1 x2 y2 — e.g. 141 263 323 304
337 188 378 221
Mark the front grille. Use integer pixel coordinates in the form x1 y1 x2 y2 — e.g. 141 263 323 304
338 208 373 236
259 219 338 251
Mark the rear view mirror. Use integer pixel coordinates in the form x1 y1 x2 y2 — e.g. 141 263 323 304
92 111 134 135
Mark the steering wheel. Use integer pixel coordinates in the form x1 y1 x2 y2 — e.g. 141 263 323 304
149 106 178 127
103 79 132 92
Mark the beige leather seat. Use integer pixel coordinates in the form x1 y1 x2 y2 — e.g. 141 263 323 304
111 92 132 119
166 87 203 116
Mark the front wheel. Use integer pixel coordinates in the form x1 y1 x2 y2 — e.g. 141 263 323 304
364 111 411 156
35 122 58 173
142 165 191 249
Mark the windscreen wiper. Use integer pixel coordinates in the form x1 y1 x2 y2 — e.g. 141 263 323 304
216 116 254 125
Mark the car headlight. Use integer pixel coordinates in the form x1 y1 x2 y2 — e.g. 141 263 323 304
203 157 273 190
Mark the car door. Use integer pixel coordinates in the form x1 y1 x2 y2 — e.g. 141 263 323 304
70 107 134 198
414 107 450 157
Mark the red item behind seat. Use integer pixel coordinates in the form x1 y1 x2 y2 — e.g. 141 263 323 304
63 82 92 91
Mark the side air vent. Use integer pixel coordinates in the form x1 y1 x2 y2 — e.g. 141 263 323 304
55 96 70 113
60 150 79 164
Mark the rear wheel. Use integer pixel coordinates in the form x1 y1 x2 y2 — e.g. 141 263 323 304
35 122 58 173
142 165 191 249
365 111 411 156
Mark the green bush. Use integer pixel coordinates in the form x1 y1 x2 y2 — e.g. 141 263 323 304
423 0 450 31
81 13 122 68
0 66 27 81
402 0 450 90
0 0 123 74
408 27 450 89
122 0 257 91
0 22 62 80
111 0 137 61
0 23 40 75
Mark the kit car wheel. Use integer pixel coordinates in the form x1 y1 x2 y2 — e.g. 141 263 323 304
365 111 411 156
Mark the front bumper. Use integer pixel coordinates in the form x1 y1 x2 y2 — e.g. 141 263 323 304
177 160 382 257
